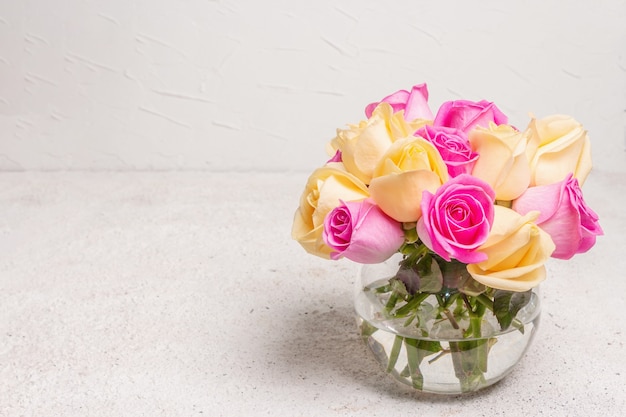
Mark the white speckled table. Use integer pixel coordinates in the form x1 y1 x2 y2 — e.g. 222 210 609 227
1 171 625 416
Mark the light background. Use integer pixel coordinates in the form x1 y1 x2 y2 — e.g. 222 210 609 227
1 2 626 415
0 0 624 172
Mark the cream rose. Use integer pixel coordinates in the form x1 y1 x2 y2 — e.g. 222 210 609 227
328 102 425 185
368 136 448 222
469 123 531 201
466 206 555 292
525 115 592 186
292 163 369 258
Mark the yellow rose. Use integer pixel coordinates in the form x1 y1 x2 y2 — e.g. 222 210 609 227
292 163 369 258
328 103 425 184
525 115 592 186
368 136 448 222
469 124 531 201
467 206 555 292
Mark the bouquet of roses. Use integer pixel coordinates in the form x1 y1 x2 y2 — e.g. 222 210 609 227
291 83 603 392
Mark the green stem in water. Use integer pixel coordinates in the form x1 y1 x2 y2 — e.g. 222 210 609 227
404 337 424 390
385 290 401 311
447 295 489 392
393 292 429 317
442 308 460 329
387 335 404 373
471 300 489 374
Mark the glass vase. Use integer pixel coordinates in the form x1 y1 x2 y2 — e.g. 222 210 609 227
355 253 541 394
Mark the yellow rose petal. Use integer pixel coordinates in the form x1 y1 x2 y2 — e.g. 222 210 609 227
526 115 592 186
292 164 369 259
467 264 546 292
328 103 422 184
469 124 531 201
369 170 442 222
466 206 555 292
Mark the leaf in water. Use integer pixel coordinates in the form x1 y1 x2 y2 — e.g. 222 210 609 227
359 319 379 338
416 339 443 357
493 289 532 330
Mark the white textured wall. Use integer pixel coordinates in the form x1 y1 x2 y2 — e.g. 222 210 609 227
0 0 624 171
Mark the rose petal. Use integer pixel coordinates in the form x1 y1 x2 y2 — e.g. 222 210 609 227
369 170 442 222
417 174 494 263
324 199 404 263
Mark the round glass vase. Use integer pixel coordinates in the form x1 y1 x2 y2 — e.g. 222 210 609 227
355 253 541 395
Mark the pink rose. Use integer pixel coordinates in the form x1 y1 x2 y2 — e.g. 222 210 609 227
416 125 478 178
417 174 495 263
434 99 508 133
365 83 433 121
323 199 404 263
512 173 603 260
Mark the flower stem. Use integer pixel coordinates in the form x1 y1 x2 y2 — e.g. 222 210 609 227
394 292 429 317
442 308 460 329
387 335 404 373
404 338 424 390
449 295 488 392
385 291 400 310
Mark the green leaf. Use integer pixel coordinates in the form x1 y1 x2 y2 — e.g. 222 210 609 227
389 277 409 297
393 252 443 294
457 273 487 297
416 339 443 357
392 266 419 295
437 258 468 289
418 256 443 293
493 289 532 330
